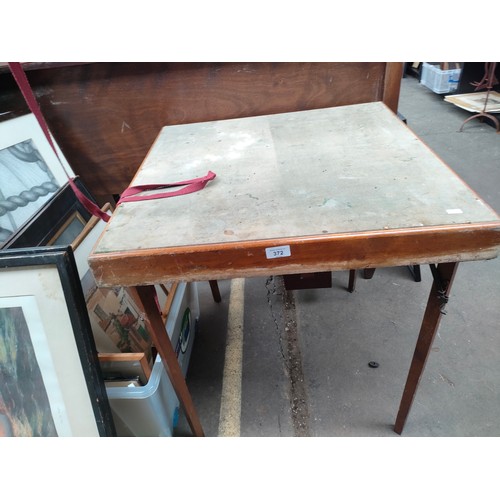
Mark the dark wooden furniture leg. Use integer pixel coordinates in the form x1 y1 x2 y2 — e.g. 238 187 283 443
348 269 357 292
408 264 422 282
134 285 205 437
209 280 222 303
394 262 458 435
363 268 376 279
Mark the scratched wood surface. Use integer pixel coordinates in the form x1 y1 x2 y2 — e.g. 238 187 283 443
89 101 500 286
96 102 499 248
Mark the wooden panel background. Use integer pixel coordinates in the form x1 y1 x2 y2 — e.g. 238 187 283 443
0 62 402 199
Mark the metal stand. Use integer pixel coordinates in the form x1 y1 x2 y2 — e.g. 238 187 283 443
460 62 500 133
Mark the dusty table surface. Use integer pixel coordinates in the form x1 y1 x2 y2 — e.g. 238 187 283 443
89 101 500 285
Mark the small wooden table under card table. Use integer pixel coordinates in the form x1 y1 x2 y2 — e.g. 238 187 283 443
89 101 500 437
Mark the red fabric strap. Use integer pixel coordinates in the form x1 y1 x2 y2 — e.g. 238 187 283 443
8 62 110 223
116 170 216 205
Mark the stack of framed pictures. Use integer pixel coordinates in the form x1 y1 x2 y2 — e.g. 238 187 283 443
70 205 200 437
0 112 117 436
1 112 198 436
71 205 157 384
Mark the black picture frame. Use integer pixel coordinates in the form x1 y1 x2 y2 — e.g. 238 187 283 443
0 245 116 436
2 177 94 249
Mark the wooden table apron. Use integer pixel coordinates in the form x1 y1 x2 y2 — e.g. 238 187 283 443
89 102 500 436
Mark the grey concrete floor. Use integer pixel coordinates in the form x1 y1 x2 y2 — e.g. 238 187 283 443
175 74 500 438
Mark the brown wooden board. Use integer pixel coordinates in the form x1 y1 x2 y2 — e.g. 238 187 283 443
0 62 402 197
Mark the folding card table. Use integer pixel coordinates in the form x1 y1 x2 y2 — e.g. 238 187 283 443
89 101 500 436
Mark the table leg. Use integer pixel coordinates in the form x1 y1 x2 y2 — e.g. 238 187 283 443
209 280 222 303
363 268 376 279
348 269 357 293
134 285 205 437
394 262 458 435
408 264 422 282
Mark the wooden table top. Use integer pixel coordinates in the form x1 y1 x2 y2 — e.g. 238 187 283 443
89 101 500 287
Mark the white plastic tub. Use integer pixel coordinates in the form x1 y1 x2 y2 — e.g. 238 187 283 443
421 62 461 94
106 282 199 437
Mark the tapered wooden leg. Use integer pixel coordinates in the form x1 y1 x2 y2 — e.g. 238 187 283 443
209 280 222 303
134 285 205 437
394 262 458 435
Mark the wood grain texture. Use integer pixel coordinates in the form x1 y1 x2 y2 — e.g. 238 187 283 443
0 62 402 196
394 262 459 434
383 62 404 113
89 223 500 287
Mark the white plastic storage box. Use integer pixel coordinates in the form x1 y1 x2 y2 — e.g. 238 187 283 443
420 62 461 94
106 282 199 437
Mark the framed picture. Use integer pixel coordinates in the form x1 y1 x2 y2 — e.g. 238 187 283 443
72 205 154 360
3 177 94 249
48 210 87 246
0 246 115 436
0 113 75 247
98 352 153 386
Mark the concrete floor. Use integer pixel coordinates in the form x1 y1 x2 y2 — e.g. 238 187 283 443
175 73 500 438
